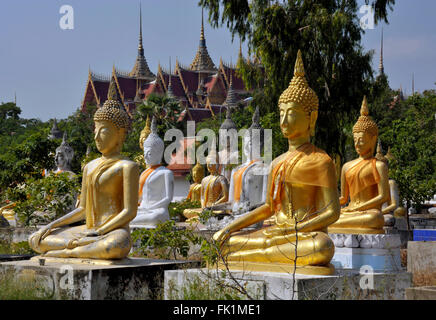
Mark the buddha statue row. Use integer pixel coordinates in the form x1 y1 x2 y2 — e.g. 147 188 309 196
27 49 402 276
211 50 401 275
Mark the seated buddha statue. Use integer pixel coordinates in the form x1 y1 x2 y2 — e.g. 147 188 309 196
328 97 389 234
213 50 340 275
186 162 205 203
183 152 229 221
228 106 267 216
130 117 174 227
28 80 139 259
53 132 76 177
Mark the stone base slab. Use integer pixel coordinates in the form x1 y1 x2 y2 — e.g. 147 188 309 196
164 268 412 300
331 247 402 272
405 286 436 300
0 257 200 300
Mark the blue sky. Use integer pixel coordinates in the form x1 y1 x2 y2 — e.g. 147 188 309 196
0 0 435 121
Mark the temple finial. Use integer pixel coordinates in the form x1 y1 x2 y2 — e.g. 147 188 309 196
200 7 205 42
379 27 384 75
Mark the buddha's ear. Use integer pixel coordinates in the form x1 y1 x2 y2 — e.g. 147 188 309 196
309 110 318 136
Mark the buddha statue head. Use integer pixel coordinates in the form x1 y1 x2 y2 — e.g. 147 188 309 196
93 78 130 156
142 116 165 166
192 162 205 184
352 96 378 158
278 50 319 140
55 132 74 172
206 151 220 175
243 105 264 161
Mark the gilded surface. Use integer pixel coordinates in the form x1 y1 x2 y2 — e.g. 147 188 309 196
28 83 139 260
328 97 389 234
213 50 340 274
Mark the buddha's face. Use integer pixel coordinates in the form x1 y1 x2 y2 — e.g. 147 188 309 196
143 145 162 165
94 120 121 155
279 102 314 139
55 150 68 170
192 169 203 183
206 158 218 174
353 131 377 157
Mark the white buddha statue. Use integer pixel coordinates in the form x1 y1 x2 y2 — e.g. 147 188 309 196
229 106 267 215
53 132 75 177
130 117 174 227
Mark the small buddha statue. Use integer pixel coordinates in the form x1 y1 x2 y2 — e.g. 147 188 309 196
213 50 340 275
130 117 174 227
328 96 389 234
134 116 151 169
186 162 205 203
218 107 239 182
183 152 229 221
53 132 75 177
28 78 139 260
375 141 405 226
228 106 267 215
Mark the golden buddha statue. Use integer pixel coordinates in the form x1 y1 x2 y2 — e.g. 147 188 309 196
28 79 139 260
183 152 229 221
186 162 205 202
134 115 151 168
328 96 389 234
213 50 340 275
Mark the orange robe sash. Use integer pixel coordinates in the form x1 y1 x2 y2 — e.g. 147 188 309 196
269 143 335 213
345 158 380 198
138 165 161 203
86 156 123 229
233 160 257 202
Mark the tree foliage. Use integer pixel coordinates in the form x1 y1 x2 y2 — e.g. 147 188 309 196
381 90 436 208
199 0 395 160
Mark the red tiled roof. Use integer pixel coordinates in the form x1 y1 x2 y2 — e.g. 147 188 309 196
222 65 245 91
93 80 109 104
178 68 199 93
116 76 137 100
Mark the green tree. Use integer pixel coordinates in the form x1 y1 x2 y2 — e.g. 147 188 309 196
199 0 395 161
381 90 436 209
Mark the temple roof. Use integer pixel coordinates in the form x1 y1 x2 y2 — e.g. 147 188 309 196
189 10 217 72
129 4 155 80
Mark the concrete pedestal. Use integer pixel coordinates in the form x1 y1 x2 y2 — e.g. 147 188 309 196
0 257 199 300
329 233 402 272
164 268 412 300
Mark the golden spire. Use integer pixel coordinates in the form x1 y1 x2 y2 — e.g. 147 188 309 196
278 49 318 113
294 49 305 77
360 95 369 116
